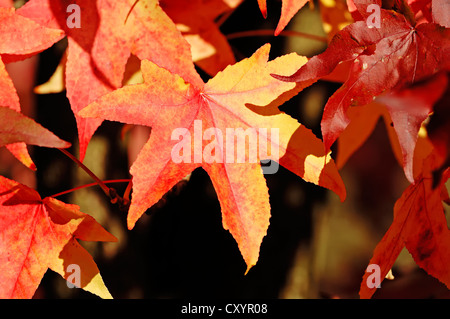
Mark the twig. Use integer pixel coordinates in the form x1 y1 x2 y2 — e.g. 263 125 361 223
59 148 110 197
51 179 131 198
58 149 131 211
226 29 328 43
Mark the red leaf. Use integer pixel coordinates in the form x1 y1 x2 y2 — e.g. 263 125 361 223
0 176 117 298
80 44 346 271
272 1 450 152
336 102 388 169
336 100 434 181
426 78 450 183
360 154 450 299
377 73 448 183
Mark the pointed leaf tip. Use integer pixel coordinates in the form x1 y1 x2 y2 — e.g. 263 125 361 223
257 0 268 18
270 72 297 82
0 107 71 149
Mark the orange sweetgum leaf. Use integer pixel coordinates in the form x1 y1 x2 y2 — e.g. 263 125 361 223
0 176 117 299
0 7 64 169
0 7 63 63
18 0 201 161
80 44 345 271
360 155 450 299
0 106 70 149
160 0 242 76
257 0 310 35
0 0 12 8
0 56 35 169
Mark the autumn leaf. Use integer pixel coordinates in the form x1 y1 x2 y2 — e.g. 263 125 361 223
377 72 448 183
0 55 36 170
336 100 434 180
432 0 450 27
0 6 64 169
336 102 391 169
409 0 450 27
0 175 117 299
0 106 70 149
272 0 450 161
426 78 450 184
335 73 445 182
160 0 242 76
359 154 450 299
34 0 242 91
80 44 346 272
257 0 310 35
0 7 63 63
18 0 201 161
0 0 12 8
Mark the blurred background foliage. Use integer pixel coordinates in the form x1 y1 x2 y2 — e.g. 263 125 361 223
1 0 449 299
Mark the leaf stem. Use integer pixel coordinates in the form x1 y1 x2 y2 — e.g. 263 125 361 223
226 29 328 43
57 148 132 212
58 148 110 197
51 179 132 198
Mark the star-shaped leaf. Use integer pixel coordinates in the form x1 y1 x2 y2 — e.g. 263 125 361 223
18 0 201 161
80 44 346 271
359 154 450 299
272 0 450 182
0 176 117 298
